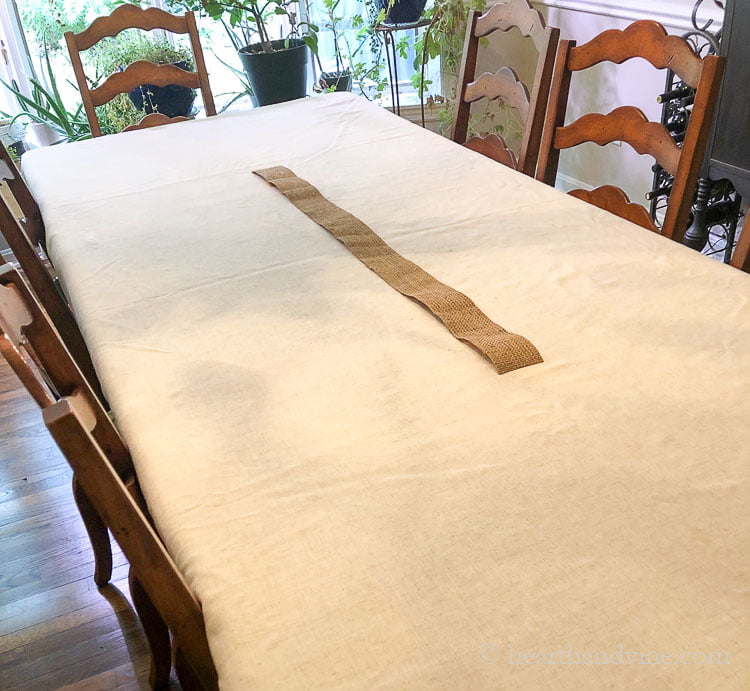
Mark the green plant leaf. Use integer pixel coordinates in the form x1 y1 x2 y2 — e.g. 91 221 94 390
302 34 318 55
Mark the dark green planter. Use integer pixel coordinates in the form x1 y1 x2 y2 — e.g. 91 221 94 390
375 0 428 24
128 61 196 118
319 71 352 92
238 38 308 107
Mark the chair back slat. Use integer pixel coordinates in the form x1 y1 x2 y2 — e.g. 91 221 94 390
474 0 548 51
451 1 559 177
464 66 531 122
0 277 54 408
554 106 681 176
463 135 519 169
122 113 189 133
72 4 191 50
65 5 216 137
0 335 55 408
90 61 201 107
0 268 32 349
568 21 704 88
536 22 725 243
569 186 659 232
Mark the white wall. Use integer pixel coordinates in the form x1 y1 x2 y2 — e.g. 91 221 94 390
474 0 723 202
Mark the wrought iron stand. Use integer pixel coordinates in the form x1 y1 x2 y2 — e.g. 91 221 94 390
648 0 745 262
374 19 430 116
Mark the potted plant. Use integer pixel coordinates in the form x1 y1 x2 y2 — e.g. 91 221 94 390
92 32 197 119
412 0 485 129
312 0 390 99
170 0 312 107
310 0 365 92
1 6 179 142
375 0 428 25
0 50 91 146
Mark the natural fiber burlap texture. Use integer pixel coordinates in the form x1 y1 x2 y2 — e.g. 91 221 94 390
254 166 542 374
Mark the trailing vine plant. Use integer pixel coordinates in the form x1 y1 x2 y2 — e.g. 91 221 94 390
350 0 390 100
411 0 483 131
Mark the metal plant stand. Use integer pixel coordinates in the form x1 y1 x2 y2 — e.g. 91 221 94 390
374 19 430 116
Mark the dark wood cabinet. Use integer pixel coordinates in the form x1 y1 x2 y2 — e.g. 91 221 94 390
701 0 750 198
684 0 750 255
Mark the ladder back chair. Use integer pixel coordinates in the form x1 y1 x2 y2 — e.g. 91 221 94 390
0 141 44 248
0 263 217 689
450 0 559 176
65 4 216 137
536 21 725 242
0 263 129 587
0 147 105 404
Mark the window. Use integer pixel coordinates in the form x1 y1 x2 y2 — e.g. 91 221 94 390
0 0 440 141
305 0 439 106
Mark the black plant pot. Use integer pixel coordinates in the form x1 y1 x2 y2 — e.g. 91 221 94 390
319 71 352 92
238 38 308 107
375 0 428 24
128 60 196 118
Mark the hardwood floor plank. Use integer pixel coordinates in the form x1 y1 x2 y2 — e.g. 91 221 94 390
0 359 152 687
0 507 86 556
0 542 129 606
57 659 155 690
0 481 78 528
1 465 74 503
0 574 129 649
0 610 150 688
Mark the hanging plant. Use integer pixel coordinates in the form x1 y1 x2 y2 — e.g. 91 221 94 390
412 0 485 130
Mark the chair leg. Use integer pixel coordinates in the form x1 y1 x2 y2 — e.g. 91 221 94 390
174 643 208 691
129 569 172 689
72 474 112 587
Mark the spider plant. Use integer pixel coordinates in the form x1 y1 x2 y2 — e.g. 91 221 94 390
0 50 91 143
212 47 256 109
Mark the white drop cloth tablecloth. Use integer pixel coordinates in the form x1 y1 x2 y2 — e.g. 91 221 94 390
23 93 750 689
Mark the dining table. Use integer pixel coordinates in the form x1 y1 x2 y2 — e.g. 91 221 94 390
21 92 750 689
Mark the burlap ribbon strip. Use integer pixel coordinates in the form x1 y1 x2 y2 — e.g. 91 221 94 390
254 166 542 375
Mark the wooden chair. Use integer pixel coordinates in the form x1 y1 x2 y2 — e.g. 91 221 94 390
450 0 559 176
0 141 44 248
536 21 725 242
65 4 216 137
0 147 105 405
0 263 217 689
0 262 119 587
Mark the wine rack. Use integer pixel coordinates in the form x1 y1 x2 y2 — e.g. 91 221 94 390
648 0 745 262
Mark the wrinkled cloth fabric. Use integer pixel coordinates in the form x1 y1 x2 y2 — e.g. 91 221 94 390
24 93 750 689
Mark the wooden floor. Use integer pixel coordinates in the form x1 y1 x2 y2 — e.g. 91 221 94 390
0 358 177 689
